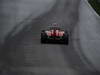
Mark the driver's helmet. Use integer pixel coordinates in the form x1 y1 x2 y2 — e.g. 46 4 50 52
50 23 60 30
52 23 58 26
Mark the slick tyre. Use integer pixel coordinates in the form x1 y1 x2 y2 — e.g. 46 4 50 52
63 34 69 45
41 31 47 43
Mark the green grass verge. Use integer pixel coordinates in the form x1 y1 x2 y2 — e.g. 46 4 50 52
88 0 100 16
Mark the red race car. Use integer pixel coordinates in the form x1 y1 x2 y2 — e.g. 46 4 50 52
41 23 69 44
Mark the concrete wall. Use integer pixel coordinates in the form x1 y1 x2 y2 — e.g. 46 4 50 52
73 0 100 71
0 0 56 44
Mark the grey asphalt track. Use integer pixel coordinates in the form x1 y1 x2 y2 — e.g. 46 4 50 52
0 0 98 75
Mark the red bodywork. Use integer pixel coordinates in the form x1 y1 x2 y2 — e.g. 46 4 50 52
45 30 64 37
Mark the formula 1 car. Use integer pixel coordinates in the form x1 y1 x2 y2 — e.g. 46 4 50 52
41 23 69 44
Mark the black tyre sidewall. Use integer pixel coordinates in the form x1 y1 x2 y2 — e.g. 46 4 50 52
63 33 69 44
41 31 47 43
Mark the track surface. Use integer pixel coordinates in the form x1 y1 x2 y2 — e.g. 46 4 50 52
1 0 95 75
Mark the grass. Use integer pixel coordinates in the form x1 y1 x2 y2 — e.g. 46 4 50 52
88 0 100 16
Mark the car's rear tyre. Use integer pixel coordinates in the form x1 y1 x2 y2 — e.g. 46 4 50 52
63 33 69 45
41 31 47 43
41 38 46 43
64 37 69 45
